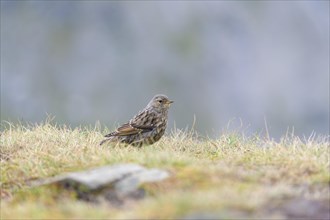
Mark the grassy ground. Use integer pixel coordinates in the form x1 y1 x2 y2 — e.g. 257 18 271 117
1 120 329 219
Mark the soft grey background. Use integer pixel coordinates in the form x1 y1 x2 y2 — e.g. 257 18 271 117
1 1 329 138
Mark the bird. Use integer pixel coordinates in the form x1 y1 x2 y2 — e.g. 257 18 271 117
100 94 174 147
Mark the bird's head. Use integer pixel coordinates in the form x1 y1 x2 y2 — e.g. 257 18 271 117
147 94 174 110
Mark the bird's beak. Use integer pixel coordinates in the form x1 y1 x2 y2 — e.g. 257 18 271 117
165 100 174 107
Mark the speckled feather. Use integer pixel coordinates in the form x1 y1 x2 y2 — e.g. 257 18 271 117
100 95 173 147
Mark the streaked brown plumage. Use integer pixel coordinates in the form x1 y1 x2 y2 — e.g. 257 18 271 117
100 94 174 147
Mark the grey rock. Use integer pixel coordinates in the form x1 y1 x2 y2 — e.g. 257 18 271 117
103 188 146 208
37 163 170 206
182 213 221 220
281 198 330 219
56 164 145 191
182 210 252 220
115 168 170 195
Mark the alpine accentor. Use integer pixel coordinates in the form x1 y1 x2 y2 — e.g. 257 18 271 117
100 94 173 147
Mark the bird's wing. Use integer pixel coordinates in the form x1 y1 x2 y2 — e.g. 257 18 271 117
129 123 154 131
104 123 140 137
116 123 143 135
130 109 156 130
104 110 156 137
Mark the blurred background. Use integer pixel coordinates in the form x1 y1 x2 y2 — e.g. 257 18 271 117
1 1 329 139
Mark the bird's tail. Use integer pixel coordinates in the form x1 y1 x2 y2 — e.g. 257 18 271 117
100 137 115 146
99 139 109 146
99 136 118 146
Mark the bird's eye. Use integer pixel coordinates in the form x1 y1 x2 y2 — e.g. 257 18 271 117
158 100 163 103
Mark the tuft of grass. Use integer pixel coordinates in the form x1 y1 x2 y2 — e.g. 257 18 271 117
1 120 329 219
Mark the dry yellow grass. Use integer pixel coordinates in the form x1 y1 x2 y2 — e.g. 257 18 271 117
1 119 329 219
